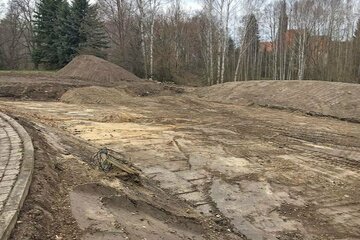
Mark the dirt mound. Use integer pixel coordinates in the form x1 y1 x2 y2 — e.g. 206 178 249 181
194 80 360 122
60 86 132 105
56 55 142 83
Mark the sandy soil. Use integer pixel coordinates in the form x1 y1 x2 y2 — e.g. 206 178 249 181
0 68 359 239
56 55 142 83
5 112 235 240
1 89 359 239
194 80 360 122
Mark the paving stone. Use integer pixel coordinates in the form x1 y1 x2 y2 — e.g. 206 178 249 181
0 112 34 240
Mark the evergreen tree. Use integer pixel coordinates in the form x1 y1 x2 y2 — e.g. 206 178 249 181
70 0 108 57
56 1 74 66
32 0 107 69
32 0 64 68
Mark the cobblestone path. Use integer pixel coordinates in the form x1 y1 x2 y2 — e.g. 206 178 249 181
0 113 33 240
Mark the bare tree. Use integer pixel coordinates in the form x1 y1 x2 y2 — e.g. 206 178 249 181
136 0 149 78
203 0 215 85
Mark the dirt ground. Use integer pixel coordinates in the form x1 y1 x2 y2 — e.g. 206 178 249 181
194 80 360 123
0 71 359 240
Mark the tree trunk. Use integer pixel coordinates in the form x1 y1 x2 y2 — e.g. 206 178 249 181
220 1 231 84
208 0 214 85
149 16 154 80
216 0 224 84
137 0 148 78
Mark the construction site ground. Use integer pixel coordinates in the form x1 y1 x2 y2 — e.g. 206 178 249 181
0 70 359 240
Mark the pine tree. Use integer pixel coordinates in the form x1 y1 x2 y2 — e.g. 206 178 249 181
70 0 108 57
56 1 74 66
32 0 64 68
78 4 109 57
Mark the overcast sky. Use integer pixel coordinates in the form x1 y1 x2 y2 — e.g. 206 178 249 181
0 0 202 11
0 0 202 18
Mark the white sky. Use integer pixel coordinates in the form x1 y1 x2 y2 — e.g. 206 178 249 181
181 0 202 11
0 0 202 17
0 0 201 9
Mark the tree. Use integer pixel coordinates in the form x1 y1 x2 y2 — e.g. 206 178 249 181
32 0 64 68
136 0 148 78
78 4 109 57
57 1 74 66
12 0 35 63
98 0 134 66
354 18 360 82
71 0 108 57
135 0 162 80
205 0 214 85
240 14 259 81
32 0 108 69
0 1 27 69
275 0 288 80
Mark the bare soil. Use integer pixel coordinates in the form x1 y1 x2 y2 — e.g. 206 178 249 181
0 67 359 239
56 55 142 83
5 112 236 240
194 80 360 122
0 73 184 101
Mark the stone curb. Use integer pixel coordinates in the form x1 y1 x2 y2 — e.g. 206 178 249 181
0 112 34 240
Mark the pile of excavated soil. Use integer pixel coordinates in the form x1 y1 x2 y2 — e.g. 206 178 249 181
56 55 142 83
194 80 360 122
60 86 132 105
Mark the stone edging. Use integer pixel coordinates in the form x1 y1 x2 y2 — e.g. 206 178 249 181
0 113 34 240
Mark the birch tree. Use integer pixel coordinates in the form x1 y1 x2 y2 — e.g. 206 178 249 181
148 0 161 80
203 0 215 85
219 0 232 83
135 0 162 80
136 0 148 78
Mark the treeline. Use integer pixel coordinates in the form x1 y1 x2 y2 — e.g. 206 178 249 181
0 0 359 84
32 0 108 68
0 0 108 70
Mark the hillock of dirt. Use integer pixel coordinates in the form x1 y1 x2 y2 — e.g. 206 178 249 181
194 80 360 122
56 55 142 83
60 86 132 105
